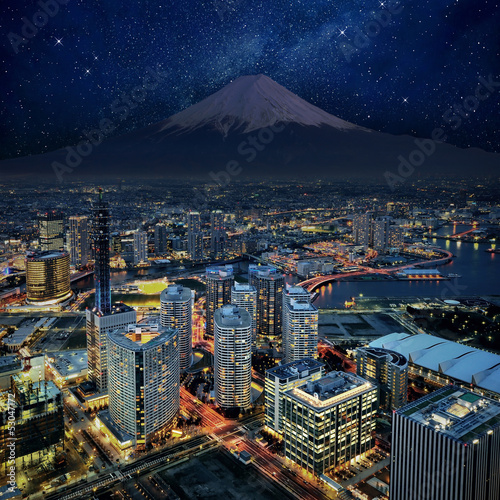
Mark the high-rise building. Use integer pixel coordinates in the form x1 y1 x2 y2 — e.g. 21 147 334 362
69 215 89 268
356 346 408 410
87 190 136 394
265 358 324 434
282 372 377 475
154 223 168 255
388 226 405 249
0 375 63 465
282 298 318 363
25 250 72 305
231 283 257 351
282 284 312 358
187 211 203 260
160 284 192 371
214 305 252 410
205 265 234 337
352 212 372 247
210 210 225 259
107 323 180 448
372 218 390 250
38 210 64 251
249 264 285 338
391 386 500 500
133 230 148 264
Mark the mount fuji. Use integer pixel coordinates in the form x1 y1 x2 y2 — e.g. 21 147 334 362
1 74 498 180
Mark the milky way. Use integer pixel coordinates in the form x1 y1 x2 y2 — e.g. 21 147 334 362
1 0 499 160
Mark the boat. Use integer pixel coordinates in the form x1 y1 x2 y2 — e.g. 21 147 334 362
485 248 500 254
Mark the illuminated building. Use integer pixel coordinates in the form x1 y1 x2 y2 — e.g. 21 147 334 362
87 190 136 394
391 386 500 500
352 212 372 247
38 210 64 251
154 223 167 255
249 264 285 338
388 226 405 249
0 375 63 465
68 215 89 268
282 372 377 474
210 210 225 259
25 250 72 305
282 284 312 359
160 284 192 370
372 218 390 250
356 346 408 410
231 283 257 351
205 265 234 337
283 298 318 363
265 358 324 434
214 305 252 410
107 323 179 448
133 230 148 264
187 211 203 260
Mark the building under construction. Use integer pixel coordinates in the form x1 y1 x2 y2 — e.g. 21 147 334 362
0 374 63 468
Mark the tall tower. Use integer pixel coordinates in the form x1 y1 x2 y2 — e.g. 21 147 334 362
282 284 312 360
38 211 64 251
133 230 148 264
69 216 89 268
205 265 234 337
210 210 225 259
214 305 252 410
352 212 372 247
187 211 203 260
249 264 285 338
231 283 257 351
283 298 318 363
160 284 192 371
87 189 136 394
154 223 167 255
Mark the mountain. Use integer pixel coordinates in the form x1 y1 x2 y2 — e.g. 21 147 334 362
1 74 498 181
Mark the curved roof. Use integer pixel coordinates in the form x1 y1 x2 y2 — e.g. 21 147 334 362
370 333 500 395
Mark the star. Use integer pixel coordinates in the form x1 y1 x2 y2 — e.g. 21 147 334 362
54 38 63 46
402 97 409 104
84 69 91 76
338 28 348 38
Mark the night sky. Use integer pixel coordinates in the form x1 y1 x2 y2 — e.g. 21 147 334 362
1 0 499 161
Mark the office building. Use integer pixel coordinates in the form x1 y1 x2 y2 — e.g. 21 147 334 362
210 210 225 259
68 215 89 268
160 284 192 371
265 358 324 434
205 265 234 337
187 211 203 260
249 264 285 338
356 346 408 410
25 250 72 305
391 386 500 500
214 305 252 410
87 190 136 394
38 210 64 251
283 298 318 363
154 223 168 255
133 230 148 264
107 323 180 448
282 372 377 474
0 375 63 465
231 283 257 351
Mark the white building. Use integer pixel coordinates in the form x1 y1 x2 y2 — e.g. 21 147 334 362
133 231 148 264
231 283 257 351
160 284 192 370
107 323 179 448
214 305 252 410
283 298 318 363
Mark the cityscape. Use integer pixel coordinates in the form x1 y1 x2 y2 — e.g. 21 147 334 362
1 1 500 499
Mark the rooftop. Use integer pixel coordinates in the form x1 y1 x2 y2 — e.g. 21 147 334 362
399 386 500 443
288 298 317 311
26 250 68 260
232 283 256 292
206 265 234 277
266 357 324 381
46 350 88 378
215 305 251 328
357 346 408 368
369 333 500 395
108 323 177 351
160 284 191 301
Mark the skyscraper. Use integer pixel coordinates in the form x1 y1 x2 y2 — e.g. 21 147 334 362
69 215 89 268
160 284 192 370
214 305 252 410
231 283 257 351
38 211 64 251
282 298 318 363
352 212 372 247
249 264 285 338
210 210 225 259
154 223 167 255
282 284 311 358
87 189 136 394
187 211 203 260
107 323 180 448
356 346 408 410
133 230 148 264
391 386 500 500
205 265 234 337
372 218 390 250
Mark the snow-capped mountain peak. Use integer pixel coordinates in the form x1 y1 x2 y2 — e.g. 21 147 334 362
156 74 365 136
